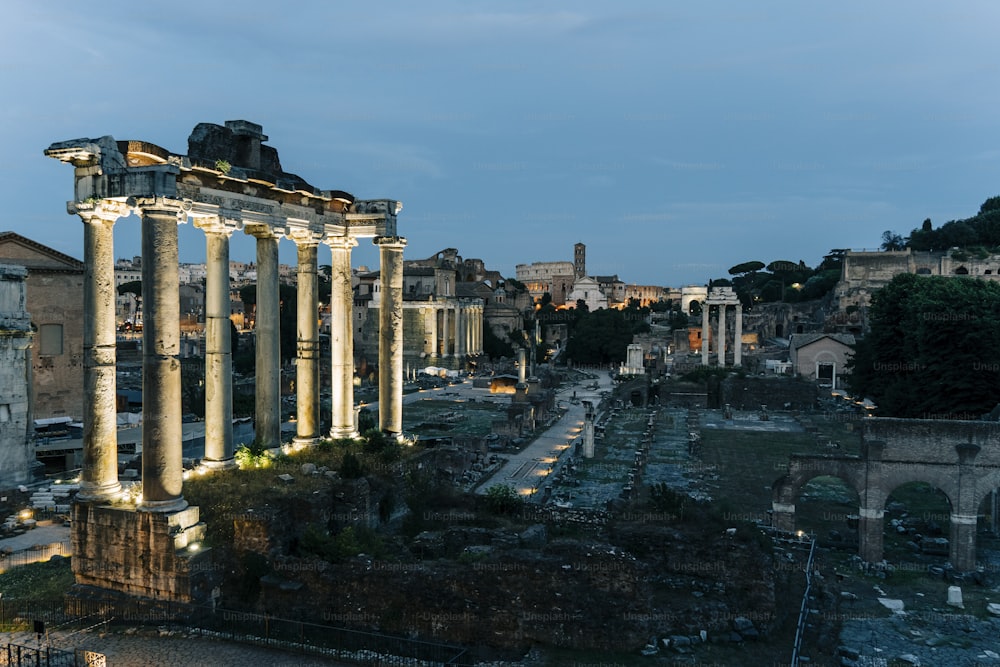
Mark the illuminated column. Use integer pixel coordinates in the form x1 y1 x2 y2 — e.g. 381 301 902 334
196 218 236 468
477 306 484 354
455 302 466 358
249 226 282 449
376 236 406 436
701 302 709 366
72 200 129 502
734 305 743 367
441 306 450 357
328 236 358 439
136 197 189 512
292 234 321 446
718 305 727 366
427 305 438 356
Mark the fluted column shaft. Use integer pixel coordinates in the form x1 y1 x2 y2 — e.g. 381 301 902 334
287 239 320 446
456 302 466 358
201 223 235 467
75 201 126 502
138 199 188 512
376 237 406 436
428 306 438 356
328 237 358 438
252 229 281 449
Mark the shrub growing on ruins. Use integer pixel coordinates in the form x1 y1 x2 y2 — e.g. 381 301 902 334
482 483 524 516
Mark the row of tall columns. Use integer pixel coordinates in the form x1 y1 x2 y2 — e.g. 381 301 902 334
73 198 409 508
699 303 743 366
428 302 484 358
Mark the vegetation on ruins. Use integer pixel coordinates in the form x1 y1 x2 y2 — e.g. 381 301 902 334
896 195 1000 252
562 302 651 365
846 272 1000 418
718 252 843 309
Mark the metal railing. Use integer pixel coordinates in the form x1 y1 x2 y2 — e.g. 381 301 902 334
789 536 817 667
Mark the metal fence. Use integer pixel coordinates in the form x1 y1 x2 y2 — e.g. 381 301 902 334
0 598 473 666
2 642 78 667
0 543 71 574
789 537 817 667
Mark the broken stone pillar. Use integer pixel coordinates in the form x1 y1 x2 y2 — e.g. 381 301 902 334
328 236 358 439
292 234 321 447
376 236 406 436
771 502 795 532
857 507 885 565
947 585 964 608
518 347 527 384
137 198 188 512
583 400 595 458
74 200 128 501
950 513 978 572
196 218 236 469
250 226 282 449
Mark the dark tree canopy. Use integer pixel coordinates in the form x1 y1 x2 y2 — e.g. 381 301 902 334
907 196 1000 251
846 273 1000 418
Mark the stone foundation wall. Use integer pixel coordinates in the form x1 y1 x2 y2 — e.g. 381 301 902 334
721 376 817 411
71 503 214 603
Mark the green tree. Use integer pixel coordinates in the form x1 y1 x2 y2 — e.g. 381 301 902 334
846 273 1000 418
880 230 906 251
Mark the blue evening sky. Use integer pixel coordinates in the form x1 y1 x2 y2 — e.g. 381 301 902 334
4 1 999 286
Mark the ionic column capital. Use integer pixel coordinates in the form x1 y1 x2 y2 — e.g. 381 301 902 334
68 199 132 223
374 235 407 250
127 196 192 221
287 227 325 247
192 212 242 237
325 235 359 251
245 222 287 240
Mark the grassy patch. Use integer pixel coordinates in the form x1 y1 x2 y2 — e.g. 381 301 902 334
0 557 74 599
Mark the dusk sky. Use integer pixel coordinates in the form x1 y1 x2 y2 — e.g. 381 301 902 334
4 2 1000 286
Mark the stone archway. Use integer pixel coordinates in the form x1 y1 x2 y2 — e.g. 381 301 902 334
773 418 1000 571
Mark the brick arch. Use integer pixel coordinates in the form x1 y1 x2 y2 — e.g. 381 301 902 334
871 470 958 515
772 459 865 508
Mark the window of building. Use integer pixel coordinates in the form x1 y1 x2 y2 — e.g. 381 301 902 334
39 324 63 356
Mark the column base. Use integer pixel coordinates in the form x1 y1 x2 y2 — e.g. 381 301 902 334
76 480 124 504
138 497 189 514
200 457 238 471
71 503 213 604
290 436 319 450
329 428 359 441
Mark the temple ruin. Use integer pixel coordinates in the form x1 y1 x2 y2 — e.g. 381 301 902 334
45 120 404 602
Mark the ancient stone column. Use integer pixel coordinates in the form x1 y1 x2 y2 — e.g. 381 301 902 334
197 219 236 468
292 235 321 447
857 506 884 564
583 401 595 458
701 302 709 366
73 200 129 502
441 306 450 357
250 226 282 449
771 502 796 533
518 347 527 384
376 236 406 436
477 306 484 354
427 305 438 357
734 305 743 367
718 304 727 366
455 302 466 358
136 198 189 512
328 237 358 439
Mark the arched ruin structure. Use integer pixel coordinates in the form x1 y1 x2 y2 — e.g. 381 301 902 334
772 418 1000 571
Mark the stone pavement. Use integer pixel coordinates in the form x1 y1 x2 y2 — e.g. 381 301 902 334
3 628 353 666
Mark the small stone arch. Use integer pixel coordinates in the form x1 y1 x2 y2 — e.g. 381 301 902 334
955 266 969 275
916 268 932 275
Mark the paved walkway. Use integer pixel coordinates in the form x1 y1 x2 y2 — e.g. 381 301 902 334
475 371 614 497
